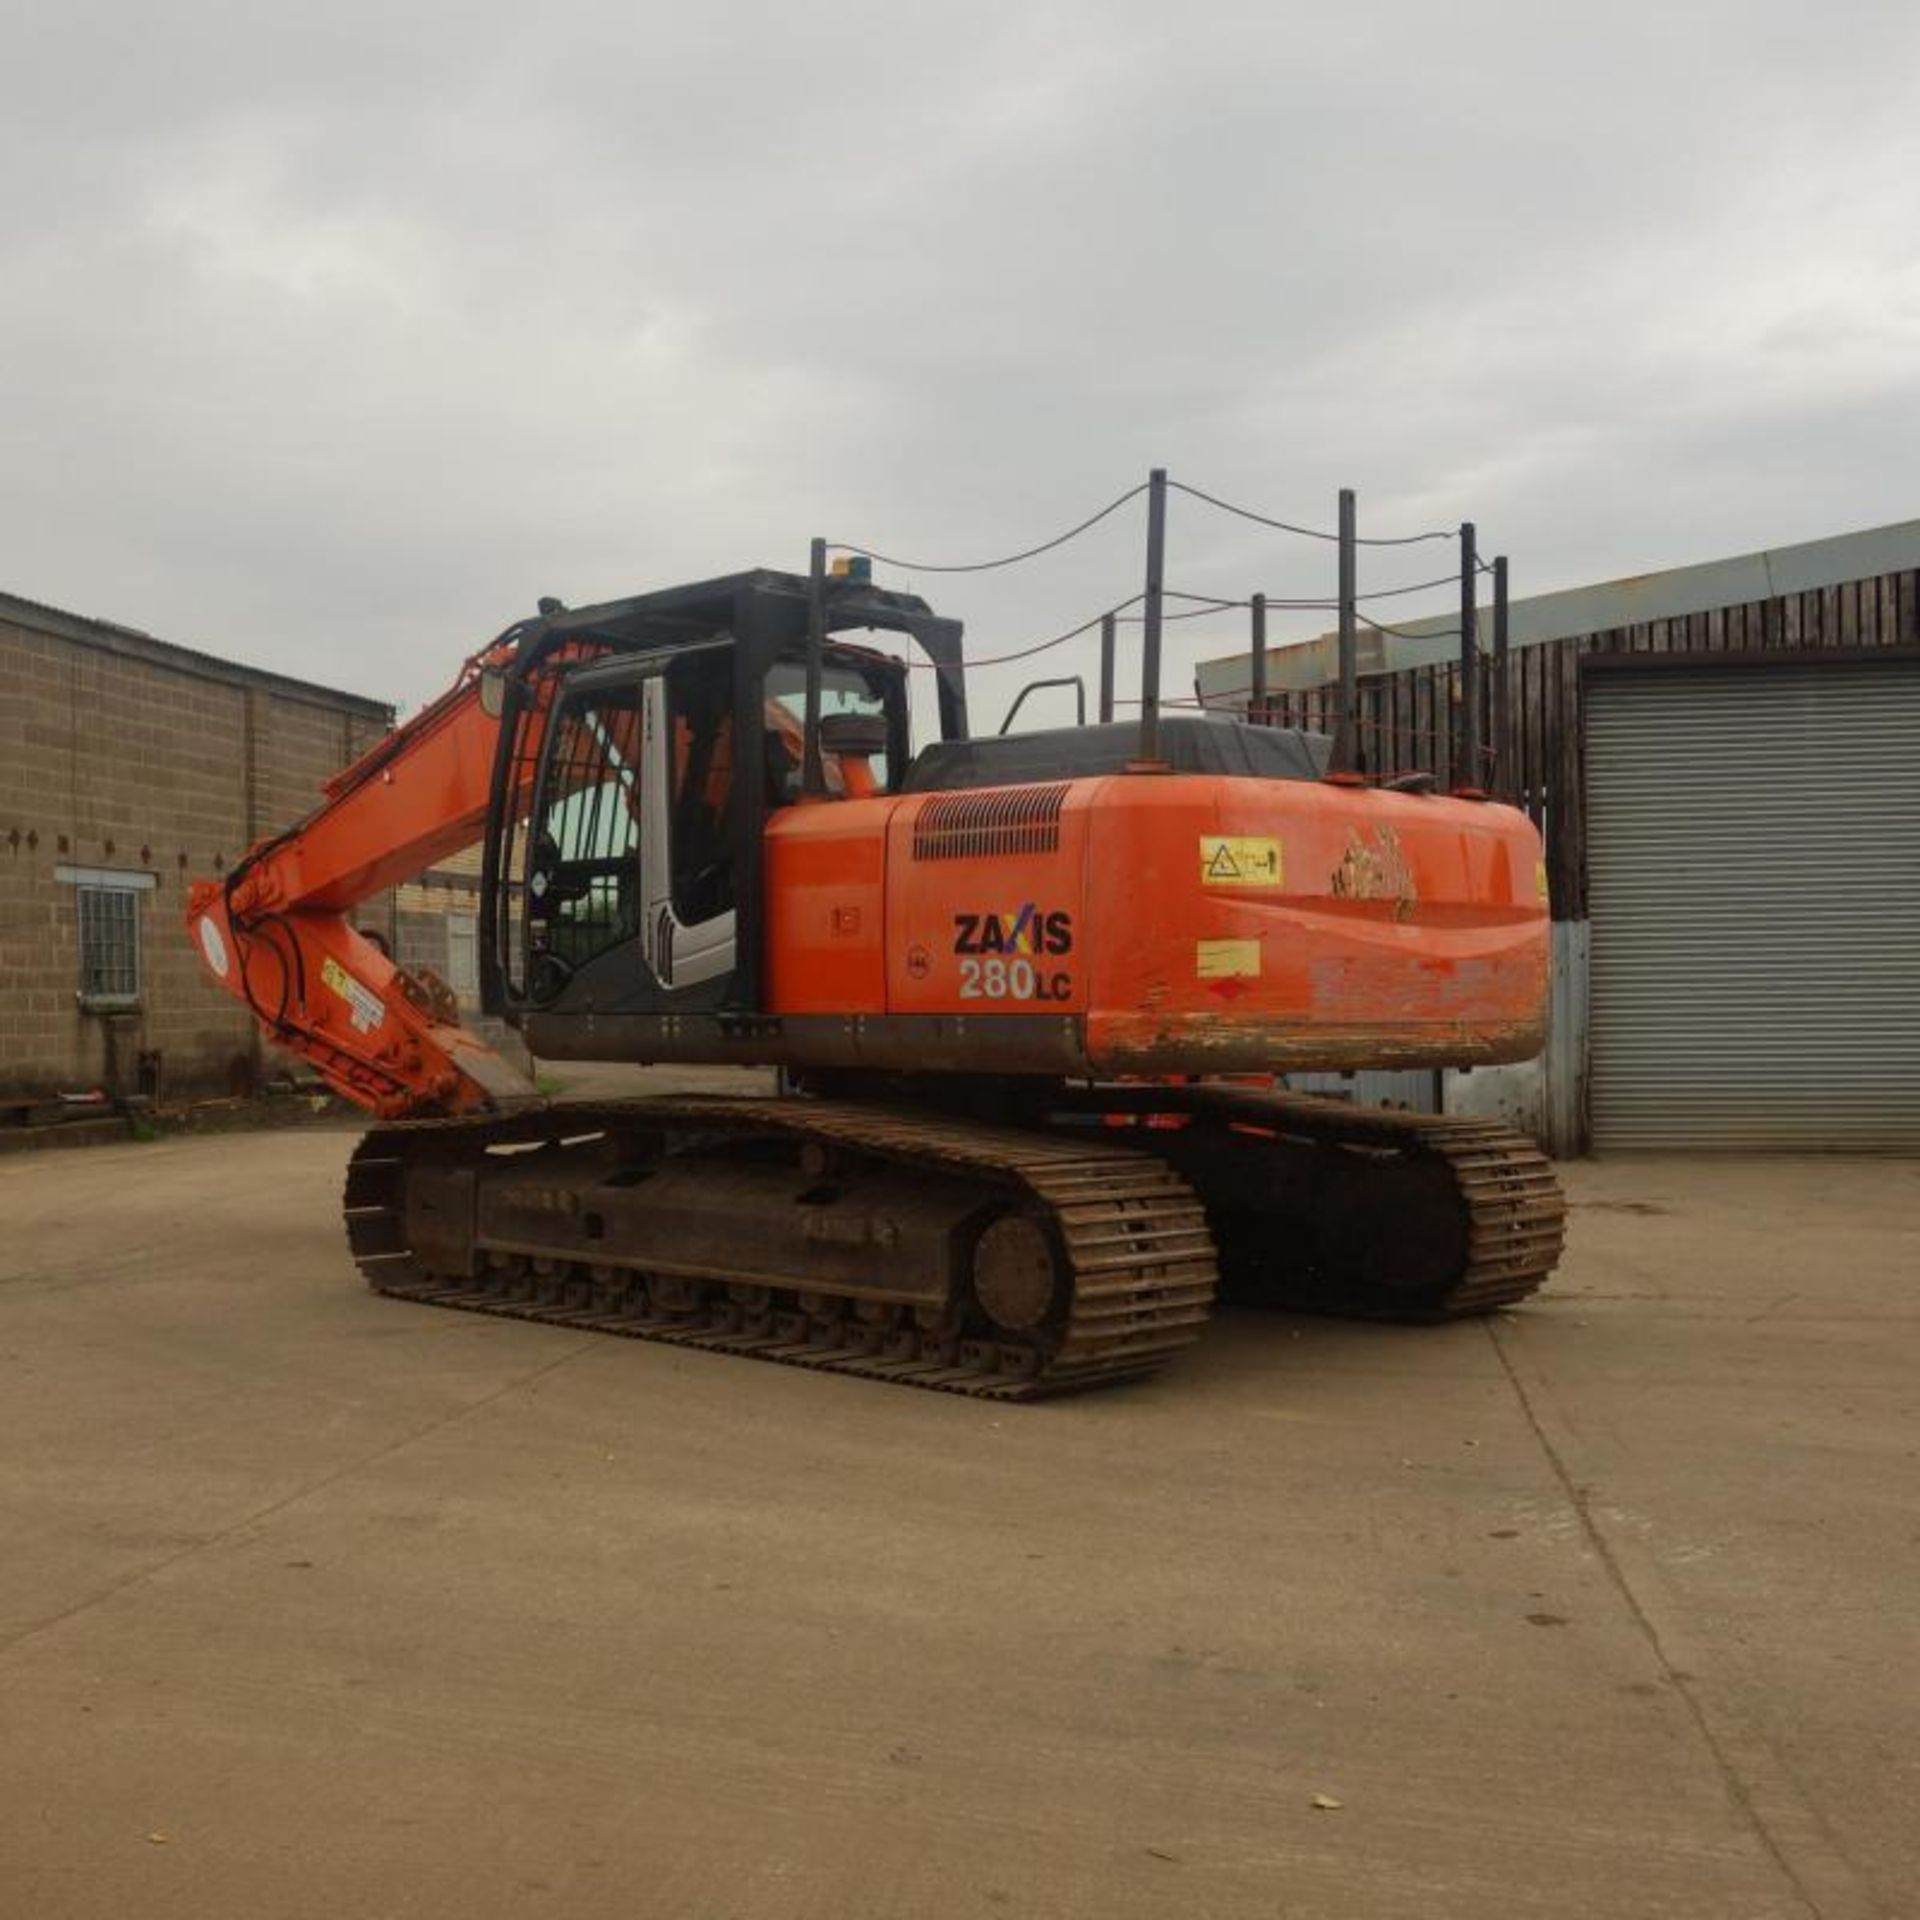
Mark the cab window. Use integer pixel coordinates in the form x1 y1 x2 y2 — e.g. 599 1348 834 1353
763 661 893 803
666 650 737 925
530 689 641 975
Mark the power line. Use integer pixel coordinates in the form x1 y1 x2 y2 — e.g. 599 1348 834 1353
1356 570 1464 601
829 475 1483 578
1356 610 1462 641
1169 572 1464 612
1166 481 1336 542
1129 593 1251 622
1118 601 1249 626
1167 479 1456 547
901 594 1146 670
828 482 1147 575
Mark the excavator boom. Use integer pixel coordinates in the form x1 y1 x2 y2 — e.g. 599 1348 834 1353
186 628 578 1115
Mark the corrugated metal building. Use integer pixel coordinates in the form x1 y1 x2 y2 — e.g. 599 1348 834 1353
1194 519 1920 1155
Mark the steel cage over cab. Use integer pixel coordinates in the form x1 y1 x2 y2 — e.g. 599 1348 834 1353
477 568 967 1025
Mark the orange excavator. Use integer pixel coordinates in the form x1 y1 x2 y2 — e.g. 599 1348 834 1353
187 559 1563 1399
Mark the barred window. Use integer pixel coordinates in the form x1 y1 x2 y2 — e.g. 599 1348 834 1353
77 884 142 1006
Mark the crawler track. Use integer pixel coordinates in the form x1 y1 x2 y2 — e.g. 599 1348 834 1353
343 1097 1218 1401
342 1088 1562 1400
1108 1085 1565 1320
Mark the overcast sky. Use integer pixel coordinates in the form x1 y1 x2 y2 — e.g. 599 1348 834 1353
6 0 1919 731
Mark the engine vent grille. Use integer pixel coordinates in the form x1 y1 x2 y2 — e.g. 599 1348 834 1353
911 783 1069 861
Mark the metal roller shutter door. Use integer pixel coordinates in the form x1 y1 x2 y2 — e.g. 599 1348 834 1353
1586 661 1920 1150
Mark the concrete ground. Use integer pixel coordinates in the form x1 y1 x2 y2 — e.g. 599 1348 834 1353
0 1106 1914 1920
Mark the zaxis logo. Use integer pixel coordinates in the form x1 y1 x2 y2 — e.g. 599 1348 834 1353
952 906 1074 956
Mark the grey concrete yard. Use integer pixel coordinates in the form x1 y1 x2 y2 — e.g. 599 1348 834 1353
1 1103 1915 1920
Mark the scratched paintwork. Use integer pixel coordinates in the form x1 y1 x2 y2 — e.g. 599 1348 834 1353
1329 824 1418 922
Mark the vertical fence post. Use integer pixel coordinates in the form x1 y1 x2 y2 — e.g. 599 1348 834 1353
1098 613 1116 723
1457 522 1479 791
1335 487 1358 771
1249 592 1267 723
1492 555 1510 798
1137 467 1168 764
802 536 828 797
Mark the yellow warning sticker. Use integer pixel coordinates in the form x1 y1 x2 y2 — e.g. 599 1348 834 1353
1199 835 1283 887
1534 860 1550 905
320 955 386 1034
1196 938 1261 979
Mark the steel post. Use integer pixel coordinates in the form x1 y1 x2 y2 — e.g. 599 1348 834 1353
1492 555 1510 798
802 536 827 797
1137 468 1168 764
1249 592 1267 723
1336 487 1358 771
1457 522 1479 790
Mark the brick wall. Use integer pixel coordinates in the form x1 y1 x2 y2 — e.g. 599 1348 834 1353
0 605 394 1102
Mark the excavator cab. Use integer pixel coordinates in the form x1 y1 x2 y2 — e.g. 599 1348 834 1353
516 644 899 1007
482 570 950 1029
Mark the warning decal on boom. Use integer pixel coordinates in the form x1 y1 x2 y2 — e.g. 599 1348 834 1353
321 956 386 1034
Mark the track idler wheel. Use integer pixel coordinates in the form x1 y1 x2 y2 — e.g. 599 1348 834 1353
972 1214 1063 1336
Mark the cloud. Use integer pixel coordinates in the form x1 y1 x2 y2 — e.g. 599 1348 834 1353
3 0 1918 731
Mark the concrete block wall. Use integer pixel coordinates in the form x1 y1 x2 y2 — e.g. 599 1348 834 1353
394 878 531 1077
393 906 451 985
0 605 393 1102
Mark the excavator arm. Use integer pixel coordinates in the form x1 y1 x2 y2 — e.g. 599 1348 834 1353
186 627 584 1118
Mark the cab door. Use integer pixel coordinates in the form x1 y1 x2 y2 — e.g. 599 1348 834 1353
639 646 738 991
519 672 646 1006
